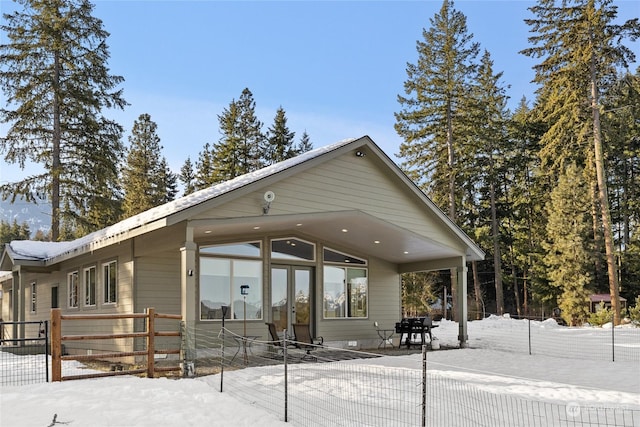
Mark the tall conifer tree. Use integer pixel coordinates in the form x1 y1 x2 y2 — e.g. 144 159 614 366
121 114 175 217
0 0 127 240
522 0 639 323
543 164 593 326
395 0 479 322
264 106 296 165
210 88 264 183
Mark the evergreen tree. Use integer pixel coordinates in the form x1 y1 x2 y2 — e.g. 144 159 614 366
159 157 178 204
210 88 264 183
395 0 479 321
194 142 216 190
0 0 127 241
522 0 639 324
121 114 175 217
543 164 593 326
179 157 196 196
504 98 549 316
296 130 313 154
395 0 479 219
264 106 296 165
469 50 510 314
0 219 31 251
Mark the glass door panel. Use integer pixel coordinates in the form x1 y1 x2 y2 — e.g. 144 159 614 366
271 266 313 333
294 269 310 324
271 267 288 331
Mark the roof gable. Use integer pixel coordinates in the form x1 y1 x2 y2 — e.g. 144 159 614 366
1 136 484 267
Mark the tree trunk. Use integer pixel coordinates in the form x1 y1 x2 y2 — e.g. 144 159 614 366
590 53 620 325
472 260 482 319
490 175 504 314
52 51 61 242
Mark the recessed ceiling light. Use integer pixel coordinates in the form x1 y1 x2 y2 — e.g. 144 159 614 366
374 240 380 244
253 226 260 230
403 251 409 254
342 229 348 233
204 230 212 234
296 223 303 227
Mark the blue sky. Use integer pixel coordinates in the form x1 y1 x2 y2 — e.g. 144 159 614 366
1 0 638 187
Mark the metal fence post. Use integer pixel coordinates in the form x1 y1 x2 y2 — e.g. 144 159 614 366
44 320 49 382
612 322 615 362
528 318 532 356
422 344 427 427
284 328 289 423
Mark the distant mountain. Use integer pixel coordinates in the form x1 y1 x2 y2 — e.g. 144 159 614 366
0 199 51 237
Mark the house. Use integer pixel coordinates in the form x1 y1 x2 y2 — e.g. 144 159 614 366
0 136 484 354
589 293 627 313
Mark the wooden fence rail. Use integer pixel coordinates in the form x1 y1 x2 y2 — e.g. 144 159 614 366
51 308 182 382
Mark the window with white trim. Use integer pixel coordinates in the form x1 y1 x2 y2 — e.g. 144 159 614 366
199 242 263 321
323 247 368 319
103 261 117 304
30 282 37 313
84 266 96 306
68 271 79 308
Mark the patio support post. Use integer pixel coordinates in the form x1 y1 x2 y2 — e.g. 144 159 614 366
180 227 197 324
456 258 468 348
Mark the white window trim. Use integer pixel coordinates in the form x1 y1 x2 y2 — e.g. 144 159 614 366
103 260 117 305
84 266 96 307
68 271 79 309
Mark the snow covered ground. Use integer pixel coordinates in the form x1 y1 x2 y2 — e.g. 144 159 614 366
1 316 638 427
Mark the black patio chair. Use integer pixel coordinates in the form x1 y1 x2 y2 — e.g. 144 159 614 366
292 323 323 361
265 322 294 356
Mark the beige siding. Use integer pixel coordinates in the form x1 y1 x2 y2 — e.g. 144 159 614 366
316 256 400 348
193 152 463 252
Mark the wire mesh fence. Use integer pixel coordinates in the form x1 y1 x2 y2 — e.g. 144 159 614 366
461 315 640 362
182 322 640 427
0 320 49 385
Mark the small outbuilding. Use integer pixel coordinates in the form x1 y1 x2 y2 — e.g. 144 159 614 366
589 293 627 313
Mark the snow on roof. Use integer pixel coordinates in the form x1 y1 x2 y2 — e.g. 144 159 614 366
589 293 627 302
6 138 358 263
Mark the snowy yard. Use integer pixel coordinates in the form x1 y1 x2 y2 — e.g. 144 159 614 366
1 316 638 426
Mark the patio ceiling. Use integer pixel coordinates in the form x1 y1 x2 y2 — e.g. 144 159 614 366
189 210 468 265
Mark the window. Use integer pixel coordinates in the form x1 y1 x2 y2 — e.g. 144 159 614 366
84 266 96 306
323 247 367 319
51 286 59 309
103 261 117 304
68 272 79 308
199 242 262 321
271 238 315 261
30 282 37 313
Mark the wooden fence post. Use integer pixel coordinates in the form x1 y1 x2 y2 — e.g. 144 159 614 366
147 307 155 378
51 308 61 382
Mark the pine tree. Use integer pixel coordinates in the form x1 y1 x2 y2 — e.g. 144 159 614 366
210 88 264 183
121 114 175 217
0 0 127 241
505 98 549 316
522 0 639 324
0 219 31 251
194 142 216 190
179 157 196 196
296 130 313 154
469 50 510 314
395 0 479 321
264 106 296 165
543 163 593 326
395 0 479 219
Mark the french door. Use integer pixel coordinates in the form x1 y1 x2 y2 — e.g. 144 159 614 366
270 265 313 334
